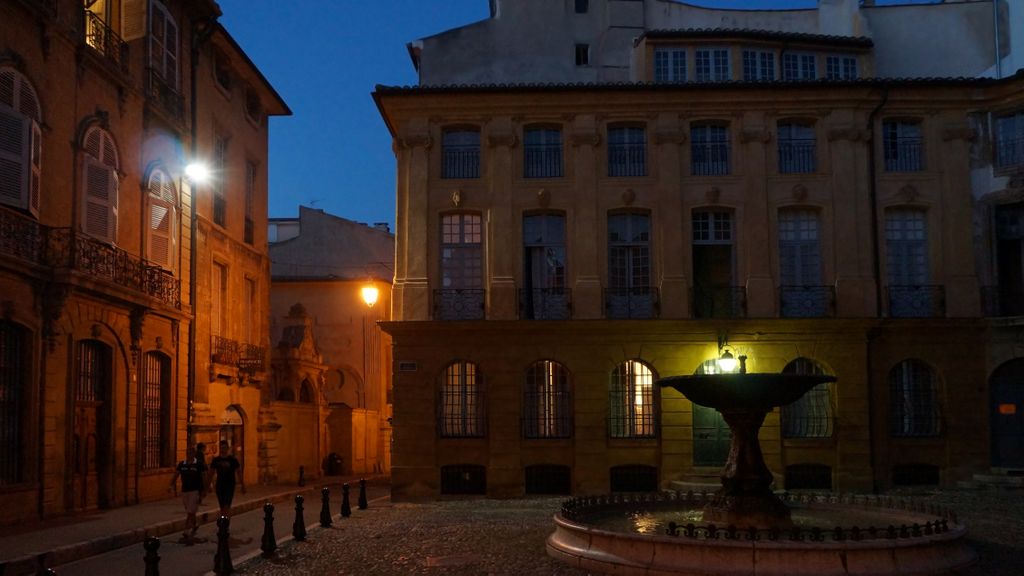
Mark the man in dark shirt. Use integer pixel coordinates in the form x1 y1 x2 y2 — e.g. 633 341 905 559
169 444 206 544
208 440 245 517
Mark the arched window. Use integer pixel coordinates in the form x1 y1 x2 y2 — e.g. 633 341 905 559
150 1 179 89
439 361 484 437
781 358 833 438
299 379 314 403
0 66 42 216
889 359 941 437
0 321 29 485
141 352 172 469
523 360 571 438
81 126 120 243
609 360 656 438
147 168 177 271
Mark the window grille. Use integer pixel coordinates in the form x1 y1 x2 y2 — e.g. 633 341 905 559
607 126 646 176
0 322 26 485
439 361 484 437
782 53 816 80
883 120 923 171
523 360 572 438
607 213 654 318
995 111 1024 168
442 130 480 179
523 128 563 178
525 464 571 495
781 358 833 438
77 340 109 402
654 48 686 83
695 48 730 82
440 464 486 495
691 124 730 175
777 122 816 173
892 464 940 486
610 465 658 492
142 352 170 469
609 360 656 438
889 360 941 437
742 49 775 81
784 464 832 490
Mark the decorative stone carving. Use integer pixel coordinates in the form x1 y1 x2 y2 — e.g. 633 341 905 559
792 184 809 203
451 189 462 207
706 186 721 205
156 336 164 350
899 184 919 203
537 188 551 208
570 132 601 148
740 128 771 144
622 188 636 206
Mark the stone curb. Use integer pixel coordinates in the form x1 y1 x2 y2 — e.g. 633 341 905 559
0 478 382 576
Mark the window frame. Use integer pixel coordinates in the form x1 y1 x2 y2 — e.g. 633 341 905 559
609 360 657 439
146 167 178 272
0 66 42 217
439 361 485 438
141 351 172 469
742 48 776 81
780 358 834 439
81 126 120 244
782 52 817 81
522 360 572 439
889 359 942 438
690 122 731 176
995 110 1024 170
825 54 858 80
522 125 564 179
776 120 817 174
441 127 481 179
653 47 687 83
695 47 731 82
882 119 924 172
149 0 179 89
607 124 647 177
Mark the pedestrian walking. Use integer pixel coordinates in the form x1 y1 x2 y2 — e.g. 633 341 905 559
208 440 245 517
169 445 206 544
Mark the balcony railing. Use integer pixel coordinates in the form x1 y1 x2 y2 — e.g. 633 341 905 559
887 285 945 318
693 285 747 319
691 143 730 176
524 144 563 178
83 10 129 73
605 287 659 319
0 207 44 265
442 146 480 179
884 139 923 172
778 141 816 174
434 289 485 320
46 228 180 308
981 285 1024 317
995 137 1024 169
519 288 571 320
238 343 266 372
780 285 835 318
211 336 239 366
608 143 646 177
145 68 185 126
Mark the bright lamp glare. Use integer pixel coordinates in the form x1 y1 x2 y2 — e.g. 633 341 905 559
361 285 380 308
185 162 210 183
717 350 738 373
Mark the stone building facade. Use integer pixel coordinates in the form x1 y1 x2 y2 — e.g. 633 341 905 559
376 0 1024 500
0 0 288 524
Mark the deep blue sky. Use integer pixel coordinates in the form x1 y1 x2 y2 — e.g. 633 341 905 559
218 0 935 226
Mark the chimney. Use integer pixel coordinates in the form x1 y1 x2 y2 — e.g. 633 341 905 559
373 222 391 233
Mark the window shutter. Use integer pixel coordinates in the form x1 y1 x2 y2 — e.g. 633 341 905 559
28 121 40 216
83 157 114 242
0 106 29 210
122 0 147 42
150 6 166 76
165 17 178 89
149 202 171 267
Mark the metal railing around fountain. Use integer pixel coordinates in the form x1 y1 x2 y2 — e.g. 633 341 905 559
558 490 958 542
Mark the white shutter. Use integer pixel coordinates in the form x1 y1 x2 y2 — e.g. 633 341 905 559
149 202 171 267
122 0 147 42
83 157 115 242
0 105 29 209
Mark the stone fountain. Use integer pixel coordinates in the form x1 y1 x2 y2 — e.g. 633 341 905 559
547 359 977 576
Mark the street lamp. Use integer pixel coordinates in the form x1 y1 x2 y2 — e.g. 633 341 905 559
361 284 379 308
184 161 210 184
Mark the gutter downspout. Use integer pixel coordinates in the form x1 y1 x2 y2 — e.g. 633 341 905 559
866 87 889 493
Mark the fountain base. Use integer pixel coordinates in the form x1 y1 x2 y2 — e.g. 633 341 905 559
702 491 794 529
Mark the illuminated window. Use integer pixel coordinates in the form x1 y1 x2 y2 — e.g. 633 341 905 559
440 361 484 437
523 360 572 439
610 360 656 438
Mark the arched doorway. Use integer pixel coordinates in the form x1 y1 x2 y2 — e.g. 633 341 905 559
990 359 1024 468
73 340 113 509
219 405 245 472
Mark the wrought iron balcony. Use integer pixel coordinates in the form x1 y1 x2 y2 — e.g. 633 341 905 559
46 228 180 308
691 143 730 176
519 288 571 320
434 289 485 320
693 285 747 319
145 68 185 126
238 343 266 372
981 285 1024 317
608 144 646 177
780 285 835 318
524 144 563 178
887 285 945 318
442 146 480 179
0 207 44 265
211 336 239 366
83 10 129 73
778 141 816 174
605 287 659 319
883 139 923 172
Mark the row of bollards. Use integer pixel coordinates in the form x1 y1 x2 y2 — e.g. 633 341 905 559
39 479 372 576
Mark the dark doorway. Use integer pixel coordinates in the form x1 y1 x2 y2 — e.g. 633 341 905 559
991 359 1024 468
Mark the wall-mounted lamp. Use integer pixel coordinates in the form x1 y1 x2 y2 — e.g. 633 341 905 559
361 284 380 308
184 161 210 184
716 335 748 374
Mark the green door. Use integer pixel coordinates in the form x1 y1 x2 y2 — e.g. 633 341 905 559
693 404 730 466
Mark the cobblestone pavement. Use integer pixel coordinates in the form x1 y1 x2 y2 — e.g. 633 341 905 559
238 489 1024 576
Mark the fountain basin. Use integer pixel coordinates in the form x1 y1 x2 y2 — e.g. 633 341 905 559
547 492 977 576
658 373 837 410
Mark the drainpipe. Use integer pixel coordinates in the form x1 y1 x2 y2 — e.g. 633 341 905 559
994 0 1003 79
865 87 888 493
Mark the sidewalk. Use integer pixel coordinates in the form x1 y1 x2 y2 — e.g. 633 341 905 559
0 475 384 576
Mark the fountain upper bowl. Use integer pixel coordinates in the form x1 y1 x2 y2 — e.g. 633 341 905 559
657 373 837 411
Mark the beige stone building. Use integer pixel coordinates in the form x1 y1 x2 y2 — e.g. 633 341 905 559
267 207 395 482
375 1 1024 499
0 0 288 524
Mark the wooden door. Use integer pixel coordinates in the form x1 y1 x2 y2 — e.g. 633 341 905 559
73 340 110 510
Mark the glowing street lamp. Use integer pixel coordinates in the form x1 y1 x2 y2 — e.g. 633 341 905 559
717 349 738 373
184 161 210 184
361 284 380 308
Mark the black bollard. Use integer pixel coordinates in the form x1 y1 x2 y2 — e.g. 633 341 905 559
319 487 333 527
298 465 305 487
261 502 277 558
358 478 368 510
341 483 352 517
292 494 307 541
143 536 160 576
213 516 233 575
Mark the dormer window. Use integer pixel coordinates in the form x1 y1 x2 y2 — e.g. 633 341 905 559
782 53 817 81
654 47 686 83
695 48 730 82
826 55 858 80
742 49 775 81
